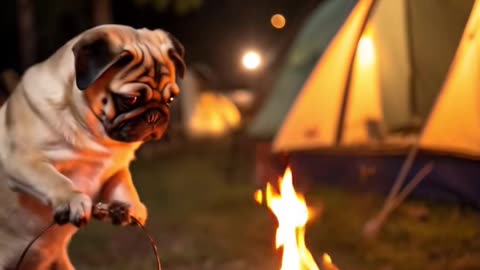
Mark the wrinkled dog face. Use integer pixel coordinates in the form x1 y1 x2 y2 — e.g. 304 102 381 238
72 26 186 142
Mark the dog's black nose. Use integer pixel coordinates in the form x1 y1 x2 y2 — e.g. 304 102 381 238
144 110 160 124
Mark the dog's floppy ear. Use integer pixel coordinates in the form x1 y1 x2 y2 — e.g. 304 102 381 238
166 32 186 79
72 31 130 90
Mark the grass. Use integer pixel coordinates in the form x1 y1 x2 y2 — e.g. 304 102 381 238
69 138 480 270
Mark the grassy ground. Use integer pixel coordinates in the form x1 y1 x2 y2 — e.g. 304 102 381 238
69 138 480 270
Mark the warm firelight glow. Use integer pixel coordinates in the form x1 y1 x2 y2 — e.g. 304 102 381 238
323 253 332 264
255 167 325 270
322 253 340 270
254 189 263 204
357 34 375 66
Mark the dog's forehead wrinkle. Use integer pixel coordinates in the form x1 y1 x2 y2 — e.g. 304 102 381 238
159 64 169 75
111 60 171 94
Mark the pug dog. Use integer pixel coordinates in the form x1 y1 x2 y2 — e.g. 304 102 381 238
0 24 185 269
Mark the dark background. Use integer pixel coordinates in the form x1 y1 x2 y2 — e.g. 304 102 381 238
1 0 323 90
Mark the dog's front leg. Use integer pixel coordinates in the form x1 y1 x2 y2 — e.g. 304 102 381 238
100 168 147 226
52 249 75 270
2 150 92 227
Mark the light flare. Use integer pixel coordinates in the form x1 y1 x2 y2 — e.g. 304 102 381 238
357 34 375 66
242 51 262 70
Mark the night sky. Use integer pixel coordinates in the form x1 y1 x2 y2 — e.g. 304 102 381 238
113 0 322 89
1 0 322 90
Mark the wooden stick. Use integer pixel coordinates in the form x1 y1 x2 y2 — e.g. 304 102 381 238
363 161 434 240
384 143 419 209
390 162 434 210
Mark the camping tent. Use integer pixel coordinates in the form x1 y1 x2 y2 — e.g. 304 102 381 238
249 0 360 184
266 0 480 208
174 66 242 139
248 0 359 140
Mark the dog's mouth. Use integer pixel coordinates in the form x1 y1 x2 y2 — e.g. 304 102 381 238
106 103 170 142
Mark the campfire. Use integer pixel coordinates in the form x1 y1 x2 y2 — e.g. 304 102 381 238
254 167 339 270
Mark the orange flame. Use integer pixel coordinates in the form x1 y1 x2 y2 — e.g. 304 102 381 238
254 189 263 204
255 167 322 270
322 253 340 270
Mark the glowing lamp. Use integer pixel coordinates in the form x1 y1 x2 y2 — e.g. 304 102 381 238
242 51 262 70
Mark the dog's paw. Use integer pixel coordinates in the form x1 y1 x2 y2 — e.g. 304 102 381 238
108 200 147 226
53 191 92 227
109 201 131 226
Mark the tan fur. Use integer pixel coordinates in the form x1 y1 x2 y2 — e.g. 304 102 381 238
0 25 183 269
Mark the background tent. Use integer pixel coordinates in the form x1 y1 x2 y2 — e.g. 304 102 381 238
248 0 358 140
172 65 243 140
248 0 359 184
267 0 480 208
274 0 474 152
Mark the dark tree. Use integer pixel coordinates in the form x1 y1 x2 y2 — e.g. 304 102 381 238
92 0 113 25
17 0 37 70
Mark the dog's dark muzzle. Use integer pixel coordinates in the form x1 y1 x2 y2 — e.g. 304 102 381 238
144 109 163 125
107 104 170 143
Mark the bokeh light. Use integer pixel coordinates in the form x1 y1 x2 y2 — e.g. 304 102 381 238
242 51 262 70
271 14 286 29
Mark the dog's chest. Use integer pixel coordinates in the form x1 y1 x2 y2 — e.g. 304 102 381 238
46 145 136 196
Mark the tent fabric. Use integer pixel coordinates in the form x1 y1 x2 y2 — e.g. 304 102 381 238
247 0 358 140
370 0 411 131
177 69 242 139
273 0 377 152
273 0 475 157
420 0 480 157
408 0 476 119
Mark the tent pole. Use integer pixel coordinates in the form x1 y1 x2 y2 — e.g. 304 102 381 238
362 138 419 241
363 158 433 241
362 138 435 241
390 162 434 210
384 141 419 208
334 0 378 145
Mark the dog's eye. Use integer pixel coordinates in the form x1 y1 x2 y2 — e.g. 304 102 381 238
163 83 178 104
123 96 138 105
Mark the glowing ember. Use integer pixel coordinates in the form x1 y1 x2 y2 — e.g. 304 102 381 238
255 167 334 270
322 253 332 265
254 189 263 204
322 253 340 270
